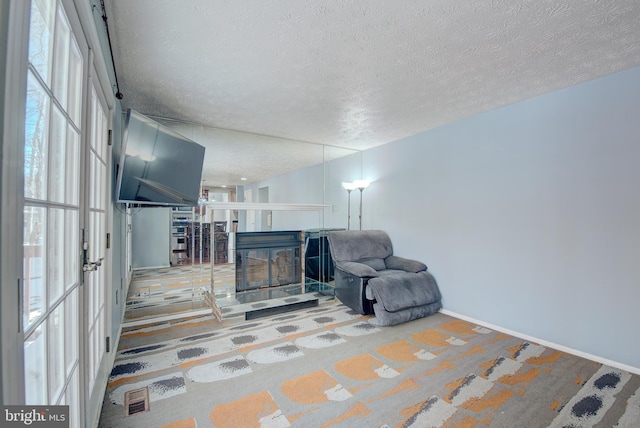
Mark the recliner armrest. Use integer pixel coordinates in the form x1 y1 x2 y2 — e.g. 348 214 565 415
336 261 380 278
384 255 427 273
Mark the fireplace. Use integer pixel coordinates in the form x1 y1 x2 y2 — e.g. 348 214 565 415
235 231 302 293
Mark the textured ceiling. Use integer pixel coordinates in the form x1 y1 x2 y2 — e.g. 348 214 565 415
103 0 640 187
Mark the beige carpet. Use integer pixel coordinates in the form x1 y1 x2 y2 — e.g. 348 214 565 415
99 302 640 427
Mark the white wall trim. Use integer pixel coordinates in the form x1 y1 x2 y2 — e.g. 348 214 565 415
439 308 640 376
205 201 329 211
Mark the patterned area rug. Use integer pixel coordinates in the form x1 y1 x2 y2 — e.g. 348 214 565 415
99 304 640 427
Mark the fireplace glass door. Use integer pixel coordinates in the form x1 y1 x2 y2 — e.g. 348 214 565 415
235 231 302 292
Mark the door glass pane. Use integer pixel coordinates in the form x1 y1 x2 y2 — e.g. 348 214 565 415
65 210 79 291
24 323 47 404
25 72 49 201
66 369 80 428
68 40 82 127
50 105 66 203
65 289 78 375
28 0 55 86
88 211 105 319
99 161 105 211
89 156 96 208
66 127 80 205
24 206 46 328
48 303 65 403
93 95 107 159
68 39 82 128
94 212 105 260
52 4 70 110
48 208 64 304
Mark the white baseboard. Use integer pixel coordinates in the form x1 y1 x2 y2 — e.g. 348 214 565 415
439 309 640 376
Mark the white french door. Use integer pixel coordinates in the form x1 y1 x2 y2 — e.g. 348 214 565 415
22 0 111 426
23 2 84 427
84 79 111 422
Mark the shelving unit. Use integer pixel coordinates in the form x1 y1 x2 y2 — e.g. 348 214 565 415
170 209 211 265
170 210 190 266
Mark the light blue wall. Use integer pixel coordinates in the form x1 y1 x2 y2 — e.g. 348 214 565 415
131 207 171 269
245 148 364 231
110 104 129 343
263 66 640 370
249 165 326 231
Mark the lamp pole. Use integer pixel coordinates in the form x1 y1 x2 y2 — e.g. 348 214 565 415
342 182 356 230
353 180 371 230
347 189 352 230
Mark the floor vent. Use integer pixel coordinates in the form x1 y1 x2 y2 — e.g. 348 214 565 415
124 387 150 417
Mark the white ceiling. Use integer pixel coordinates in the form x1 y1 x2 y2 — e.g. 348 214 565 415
103 0 640 187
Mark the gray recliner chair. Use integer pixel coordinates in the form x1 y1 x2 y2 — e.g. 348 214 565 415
327 230 442 326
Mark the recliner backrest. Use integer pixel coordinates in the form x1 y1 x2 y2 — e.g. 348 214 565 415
327 230 393 266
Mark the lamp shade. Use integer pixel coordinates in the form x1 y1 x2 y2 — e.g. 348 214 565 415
353 179 371 190
342 182 357 191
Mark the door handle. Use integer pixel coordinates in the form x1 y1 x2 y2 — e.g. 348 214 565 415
83 257 104 272
81 230 104 273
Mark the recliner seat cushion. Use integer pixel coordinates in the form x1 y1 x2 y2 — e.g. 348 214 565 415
367 271 441 313
360 258 386 271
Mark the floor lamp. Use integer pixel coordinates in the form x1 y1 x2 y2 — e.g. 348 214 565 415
342 182 356 230
353 180 370 230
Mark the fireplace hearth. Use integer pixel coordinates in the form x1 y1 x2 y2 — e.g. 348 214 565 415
235 231 302 293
